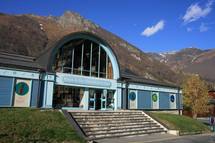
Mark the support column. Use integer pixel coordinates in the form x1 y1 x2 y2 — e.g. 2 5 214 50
42 74 55 108
102 89 107 110
114 90 117 111
117 88 122 109
83 88 89 110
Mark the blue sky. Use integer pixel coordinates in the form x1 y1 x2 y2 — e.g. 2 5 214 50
0 0 214 52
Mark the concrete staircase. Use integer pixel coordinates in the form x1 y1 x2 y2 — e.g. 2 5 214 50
68 110 167 140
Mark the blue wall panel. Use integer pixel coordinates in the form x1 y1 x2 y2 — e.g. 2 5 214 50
122 88 127 109
0 77 14 107
30 80 39 107
137 90 151 109
159 92 170 109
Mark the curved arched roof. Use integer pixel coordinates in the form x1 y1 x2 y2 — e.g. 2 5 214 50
47 32 121 79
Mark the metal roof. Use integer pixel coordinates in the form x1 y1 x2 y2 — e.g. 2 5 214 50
121 72 180 89
0 52 42 70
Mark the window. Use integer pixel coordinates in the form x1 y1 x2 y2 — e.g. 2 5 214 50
53 38 113 79
99 48 107 78
73 40 82 75
61 42 73 73
53 47 62 72
91 42 99 77
107 90 115 109
83 40 91 76
53 86 84 108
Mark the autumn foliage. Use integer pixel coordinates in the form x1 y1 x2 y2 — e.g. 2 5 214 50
182 74 209 118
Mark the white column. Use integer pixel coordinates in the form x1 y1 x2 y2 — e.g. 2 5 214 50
117 88 122 109
42 74 55 108
114 90 117 110
42 81 54 108
83 88 89 110
46 81 54 108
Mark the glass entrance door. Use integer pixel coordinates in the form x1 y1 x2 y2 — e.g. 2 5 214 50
107 90 114 110
95 90 102 110
101 90 107 110
88 89 114 110
89 89 103 110
89 90 96 110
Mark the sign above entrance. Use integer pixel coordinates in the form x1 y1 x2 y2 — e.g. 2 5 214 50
62 75 112 88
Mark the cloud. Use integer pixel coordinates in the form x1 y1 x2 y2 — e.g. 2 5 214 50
182 0 213 24
199 23 209 32
141 20 165 37
187 27 192 32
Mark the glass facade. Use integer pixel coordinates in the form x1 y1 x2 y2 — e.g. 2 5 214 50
53 86 84 108
53 39 113 79
52 38 116 110
53 85 115 110
107 90 115 109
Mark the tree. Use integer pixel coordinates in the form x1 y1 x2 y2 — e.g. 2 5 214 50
182 74 209 118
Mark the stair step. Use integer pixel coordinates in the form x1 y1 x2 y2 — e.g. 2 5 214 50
77 119 151 125
80 121 154 128
75 117 147 122
84 124 160 132
70 112 143 116
72 114 146 119
88 129 166 139
82 122 158 129
86 126 164 136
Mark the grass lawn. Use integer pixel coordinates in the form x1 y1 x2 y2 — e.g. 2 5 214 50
0 108 85 143
149 112 211 134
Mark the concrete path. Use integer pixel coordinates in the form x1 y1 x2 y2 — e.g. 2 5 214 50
153 133 215 143
95 133 215 143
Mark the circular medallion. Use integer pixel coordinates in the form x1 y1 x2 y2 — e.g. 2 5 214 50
152 94 158 102
129 92 136 101
15 82 29 96
170 95 175 102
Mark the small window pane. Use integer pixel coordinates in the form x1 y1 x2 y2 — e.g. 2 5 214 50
83 40 91 76
91 42 99 77
99 48 107 78
73 40 83 75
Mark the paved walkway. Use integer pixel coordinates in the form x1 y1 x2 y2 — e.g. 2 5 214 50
95 133 215 143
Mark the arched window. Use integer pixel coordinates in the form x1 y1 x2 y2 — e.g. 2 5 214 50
53 38 113 79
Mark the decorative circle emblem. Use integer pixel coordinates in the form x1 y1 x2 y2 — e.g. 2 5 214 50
15 82 29 96
152 94 158 102
129 92 136 101
170 95 175 102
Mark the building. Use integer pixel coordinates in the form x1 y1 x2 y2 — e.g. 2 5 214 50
0 32 182 111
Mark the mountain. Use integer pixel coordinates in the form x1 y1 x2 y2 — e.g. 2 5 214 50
0 11 183 85
148 48 215 82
